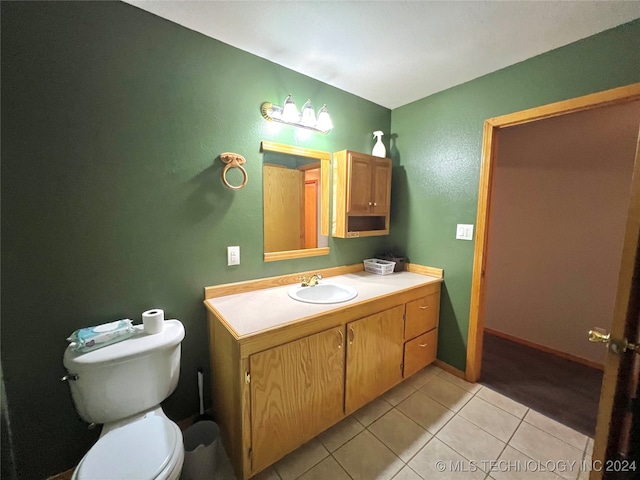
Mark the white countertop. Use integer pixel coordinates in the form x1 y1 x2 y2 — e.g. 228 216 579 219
206 271 441 338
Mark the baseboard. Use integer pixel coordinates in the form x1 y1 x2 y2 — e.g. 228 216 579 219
434 360 467 379
48 467 75 480
484 328 604 371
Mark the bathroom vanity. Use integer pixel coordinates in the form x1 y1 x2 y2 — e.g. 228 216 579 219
204 264 442 479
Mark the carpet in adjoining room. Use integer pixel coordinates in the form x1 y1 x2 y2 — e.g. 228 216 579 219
480 331 603 436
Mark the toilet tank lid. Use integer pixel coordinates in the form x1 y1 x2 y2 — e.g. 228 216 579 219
64 319 185 370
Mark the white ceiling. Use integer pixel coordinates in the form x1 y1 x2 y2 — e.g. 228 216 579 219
124 1 639 109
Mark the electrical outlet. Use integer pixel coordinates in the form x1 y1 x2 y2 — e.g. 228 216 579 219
456 224 474 241
227 246 240 266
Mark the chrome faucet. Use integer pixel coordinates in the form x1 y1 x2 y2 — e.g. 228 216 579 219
300 273 322 287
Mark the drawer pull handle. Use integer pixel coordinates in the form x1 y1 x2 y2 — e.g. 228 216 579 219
349 326 355 345
419 343 428 348
338 330 344 349
419 305 429 309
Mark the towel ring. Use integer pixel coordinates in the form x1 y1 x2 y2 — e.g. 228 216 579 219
220 152 248 190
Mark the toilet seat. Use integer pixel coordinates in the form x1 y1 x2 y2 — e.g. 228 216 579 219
74 415 183 480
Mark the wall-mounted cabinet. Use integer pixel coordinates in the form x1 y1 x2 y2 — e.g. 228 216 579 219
333 150 392 238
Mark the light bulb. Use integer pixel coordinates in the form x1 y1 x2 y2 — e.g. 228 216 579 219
281 95 299 123
300 100 316 127
316 105 333 132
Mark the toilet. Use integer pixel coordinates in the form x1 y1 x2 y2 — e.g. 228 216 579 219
63 319 186 480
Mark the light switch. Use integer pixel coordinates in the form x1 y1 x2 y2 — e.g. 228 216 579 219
227 246 240 266
456 224 474 241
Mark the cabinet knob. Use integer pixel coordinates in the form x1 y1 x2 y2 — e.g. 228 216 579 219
338 330 344 349
419 343 428 348
349 326 355 345
368 202 372 206
419 305 429 310
373 202 377 206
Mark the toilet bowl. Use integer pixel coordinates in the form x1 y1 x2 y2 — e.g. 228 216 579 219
63 320 186 480
71 408 184 480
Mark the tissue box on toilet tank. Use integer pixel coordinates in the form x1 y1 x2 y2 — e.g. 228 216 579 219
67 319 136 352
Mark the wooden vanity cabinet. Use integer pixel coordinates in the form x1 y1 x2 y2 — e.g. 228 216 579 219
345 305 404 414
249 326 345 474
206 278 441 480
402 292 440 378
333 150 392 238
404 329 438 378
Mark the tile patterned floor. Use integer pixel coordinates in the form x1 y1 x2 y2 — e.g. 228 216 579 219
244 365 594 480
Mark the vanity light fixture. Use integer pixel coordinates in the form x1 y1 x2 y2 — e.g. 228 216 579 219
261 95 333 134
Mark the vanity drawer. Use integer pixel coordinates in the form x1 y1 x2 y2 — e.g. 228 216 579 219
403 329 437 378
404 293 439 340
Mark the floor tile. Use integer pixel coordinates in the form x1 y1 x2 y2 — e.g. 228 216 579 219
586 437 594 455
524 409 587 450
214 444 238 479
273 438 329 480
405 365 440 389
438 370 482 394
509 422 583 480
353 397 393 426
577 454 592 480
436 415 505 467
297 456 351 480
419 375 474 412
491 446 562 480
392 465 422 480
334 429 404 480
369 408 433 462
383 381 417 406
252 466 281 480
317 415 364 452
577 467 590 480
424 363 444 375
476 387 528 418
458 396 520 442
397 391 455 434
409 437 485 480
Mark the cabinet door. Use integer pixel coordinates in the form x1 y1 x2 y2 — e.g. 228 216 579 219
250 327 345 473
371 158 392 214
345 305 404 414
347 153 373 214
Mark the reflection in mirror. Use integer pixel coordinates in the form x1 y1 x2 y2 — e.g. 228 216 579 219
261 141 331 262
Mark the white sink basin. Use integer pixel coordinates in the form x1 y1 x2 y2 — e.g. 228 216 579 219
288 283 358 304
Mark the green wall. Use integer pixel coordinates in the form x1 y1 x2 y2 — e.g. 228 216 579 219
390 19 640 370
0 2 391 478
2 1 639 477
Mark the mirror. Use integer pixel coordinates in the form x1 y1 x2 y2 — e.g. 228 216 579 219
261 141 331 262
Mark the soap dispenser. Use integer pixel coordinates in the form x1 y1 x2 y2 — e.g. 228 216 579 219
372 131 386 158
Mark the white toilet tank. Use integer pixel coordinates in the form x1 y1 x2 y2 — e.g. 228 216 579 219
63 319 185 425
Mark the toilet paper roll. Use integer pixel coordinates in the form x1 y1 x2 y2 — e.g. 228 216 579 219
142 309 165 334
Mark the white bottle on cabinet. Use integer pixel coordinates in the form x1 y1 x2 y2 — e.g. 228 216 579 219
372 131 386 158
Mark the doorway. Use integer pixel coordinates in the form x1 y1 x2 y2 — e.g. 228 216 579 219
480 100 639 435
465 83 640 478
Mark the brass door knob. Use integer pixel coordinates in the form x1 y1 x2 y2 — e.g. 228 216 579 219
588 328 610 344
588 327 638 355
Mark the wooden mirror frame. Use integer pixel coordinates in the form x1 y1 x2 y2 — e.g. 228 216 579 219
261 141 331 262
